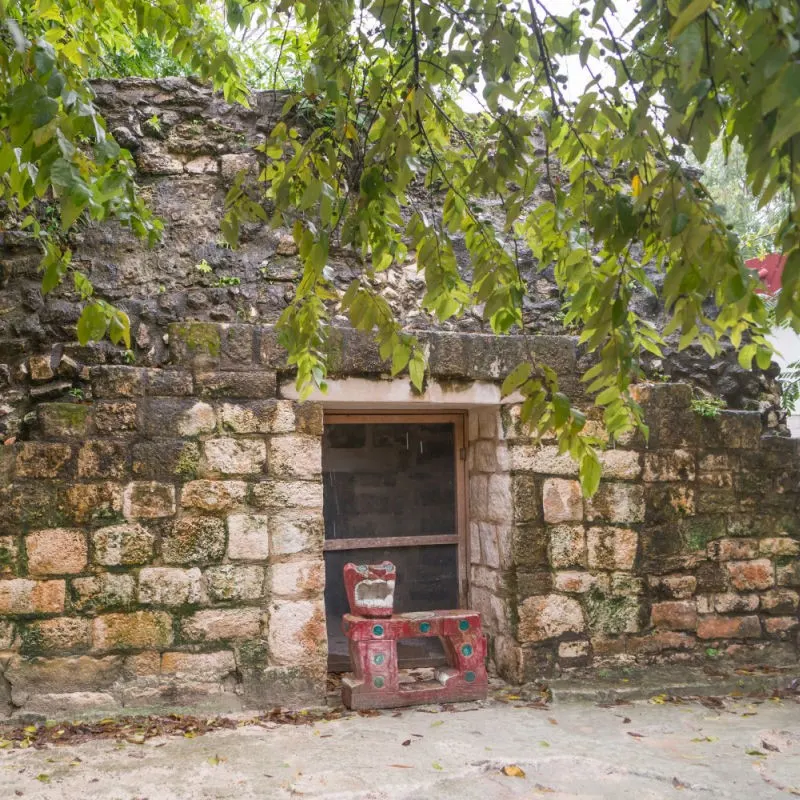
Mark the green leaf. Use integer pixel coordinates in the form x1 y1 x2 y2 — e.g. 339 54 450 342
579 451 602 497
501 362 532 397
669 0 712 40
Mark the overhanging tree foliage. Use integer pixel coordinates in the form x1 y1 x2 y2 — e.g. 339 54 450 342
2 0 799 493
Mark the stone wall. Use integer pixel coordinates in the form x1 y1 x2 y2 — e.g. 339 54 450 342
0 78 798 713
1 322 797 715
0 324 327 716
501 383 800 683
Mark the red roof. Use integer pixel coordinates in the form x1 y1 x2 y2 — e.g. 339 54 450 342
745 253 785 295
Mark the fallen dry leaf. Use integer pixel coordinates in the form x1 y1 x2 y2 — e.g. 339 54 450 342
501 764 526 778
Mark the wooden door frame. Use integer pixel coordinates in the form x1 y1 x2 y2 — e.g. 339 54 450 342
322 410 470 607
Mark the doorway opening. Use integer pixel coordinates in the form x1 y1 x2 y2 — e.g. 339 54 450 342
322 413 468 672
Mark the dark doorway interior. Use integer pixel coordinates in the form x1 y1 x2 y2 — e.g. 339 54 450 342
322 417 464 672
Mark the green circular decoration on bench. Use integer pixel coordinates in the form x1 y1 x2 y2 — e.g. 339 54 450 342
374 676 385 688
372 624 384 636
465 671 476 683
374 653 385 665
419 621 431 633
458 619 470 631
461 644 473 657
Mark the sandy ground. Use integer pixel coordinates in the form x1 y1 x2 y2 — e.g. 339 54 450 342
1 695 799 799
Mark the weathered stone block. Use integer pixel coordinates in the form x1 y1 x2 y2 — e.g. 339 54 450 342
123 481 176 519
180 607 263 642
649 574 697 599
512 523 548 568
185 155 219 174
548 524 586 569
221 401 276 433
583 588 642 635
195 371 276 399
90 366 147 398
77 440 130 480
759 589 799 614
93 401 139 433
136 143 184 174
132 440 201 479
37 403 93 439
146 369 193 396
162 516 225 564
21 617 91 653
66 482 123 525
251 481 324 509
510 444 577 476
294 402 324 436
553 571 606 594
270 560 325 597
764 617 799 635
168 321 221 368
93 611 174 650
0 579 65 614
708 538 759 561
696 615 761 640
726 559 774 591
203 437 266 475
586 526 638 570
651 600 697 631
517 594 585 642
220 152 258 179
267 600 325 668
269 510 323 554
511 474 541 522
16 442 72 478
138 567 204 605
160 651 237 682
26 529 87 576
146 399 216 437
29 353 54 381
226 513 269 561
516 570 554 597
205 565 265 601
180 479 247 512
585 483 645 523
598 449 641 480
0 619 13 648
92 523 155 565
71 573 135 611
486 474 513 523
642 450 695 482
0 535 18 576
759 537 800 557
4 655 122 697
558 640 590 660
706 592 759 613
542 478 583 523
268 435 321 479
776 561 800 587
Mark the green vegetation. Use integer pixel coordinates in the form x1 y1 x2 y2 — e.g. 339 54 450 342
690 395 728 419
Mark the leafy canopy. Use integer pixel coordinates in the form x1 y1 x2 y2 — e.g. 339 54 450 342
2 0 800 494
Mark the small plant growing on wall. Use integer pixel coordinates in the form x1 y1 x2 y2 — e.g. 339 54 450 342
690 394 728 418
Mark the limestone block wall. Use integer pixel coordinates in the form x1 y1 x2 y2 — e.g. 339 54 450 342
0 324 326 717
0 319 798 713
502 383 800 683
467 408 513 647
